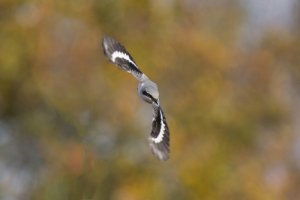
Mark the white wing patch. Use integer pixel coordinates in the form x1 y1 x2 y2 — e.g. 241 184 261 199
151 110 166 143
111 51 137 67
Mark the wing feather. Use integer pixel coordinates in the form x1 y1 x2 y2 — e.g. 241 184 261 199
102 36 143 80
149 105 170 161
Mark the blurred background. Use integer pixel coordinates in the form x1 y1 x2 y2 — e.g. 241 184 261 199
0 0 300 199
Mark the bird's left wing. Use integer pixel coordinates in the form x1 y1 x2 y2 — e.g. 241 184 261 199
102 36 144 81
149 105 170 161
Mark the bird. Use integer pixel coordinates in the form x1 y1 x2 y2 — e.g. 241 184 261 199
102 36 170 161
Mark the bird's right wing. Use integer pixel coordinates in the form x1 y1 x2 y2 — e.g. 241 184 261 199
102 36 144 81
149 105 170 161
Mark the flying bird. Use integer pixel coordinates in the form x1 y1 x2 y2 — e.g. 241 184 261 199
102 36 170 161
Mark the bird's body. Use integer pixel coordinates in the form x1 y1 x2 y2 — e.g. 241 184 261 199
102 36 170 161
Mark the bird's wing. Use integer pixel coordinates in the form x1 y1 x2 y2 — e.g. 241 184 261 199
149 105 170 161
102 36 144 81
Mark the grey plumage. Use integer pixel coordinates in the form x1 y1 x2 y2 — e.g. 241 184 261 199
102 36 170 161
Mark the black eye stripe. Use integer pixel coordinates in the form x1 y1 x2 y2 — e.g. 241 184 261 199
142 90 153 98
142 91 158 103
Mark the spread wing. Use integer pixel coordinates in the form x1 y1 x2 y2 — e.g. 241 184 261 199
149 105 170 161
103 36 170 161
102 36 144 81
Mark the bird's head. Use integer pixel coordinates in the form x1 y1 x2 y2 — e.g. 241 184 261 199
140 81 159 105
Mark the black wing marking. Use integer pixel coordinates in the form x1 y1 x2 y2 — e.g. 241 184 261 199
102 36 143 80
149 105 170 161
